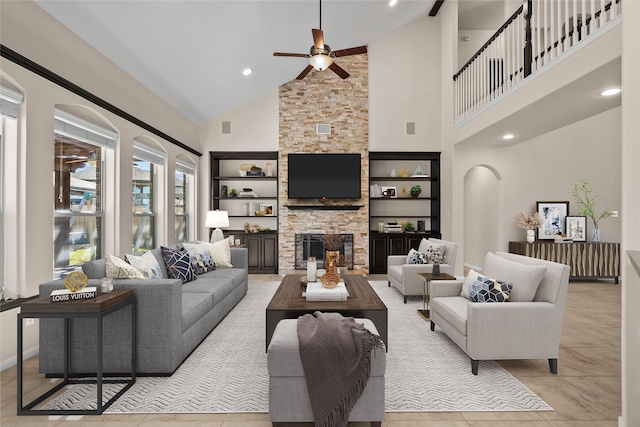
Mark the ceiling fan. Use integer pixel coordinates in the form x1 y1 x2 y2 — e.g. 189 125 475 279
273 0 367 80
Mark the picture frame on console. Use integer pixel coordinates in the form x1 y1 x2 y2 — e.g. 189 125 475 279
566 215 587 242
536 201 569 240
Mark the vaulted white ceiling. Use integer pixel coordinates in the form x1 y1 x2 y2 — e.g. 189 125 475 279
34 0 439 125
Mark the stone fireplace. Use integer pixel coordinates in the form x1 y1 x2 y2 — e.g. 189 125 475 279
294 233 354 270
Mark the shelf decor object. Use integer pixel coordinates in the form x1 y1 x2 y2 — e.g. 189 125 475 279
206 210 229 243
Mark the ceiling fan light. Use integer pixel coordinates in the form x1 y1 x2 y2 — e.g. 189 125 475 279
309 54 333 71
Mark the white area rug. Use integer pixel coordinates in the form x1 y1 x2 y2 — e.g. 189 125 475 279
42 280 551 413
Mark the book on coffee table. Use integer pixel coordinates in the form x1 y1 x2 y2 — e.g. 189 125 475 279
305 282 348 301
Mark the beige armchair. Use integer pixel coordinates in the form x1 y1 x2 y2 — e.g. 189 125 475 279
387 238 458 303
429 251 570 375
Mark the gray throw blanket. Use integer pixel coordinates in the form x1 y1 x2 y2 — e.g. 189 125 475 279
297 311 384 427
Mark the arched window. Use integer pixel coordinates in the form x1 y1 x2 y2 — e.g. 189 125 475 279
132 139 166 252
53 108 118 279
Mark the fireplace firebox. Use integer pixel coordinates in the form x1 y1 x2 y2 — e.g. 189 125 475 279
295 233 354 270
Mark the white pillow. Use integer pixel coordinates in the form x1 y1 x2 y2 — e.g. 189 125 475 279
201 239 233 269
182 242 215 274
460 269 481 300
417 239 446 264
126 251 163 279
106 254 144 279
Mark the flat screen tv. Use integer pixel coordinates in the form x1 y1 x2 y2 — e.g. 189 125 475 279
288 153 361 199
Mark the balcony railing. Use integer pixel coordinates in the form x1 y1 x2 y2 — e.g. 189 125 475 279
454 0 622 123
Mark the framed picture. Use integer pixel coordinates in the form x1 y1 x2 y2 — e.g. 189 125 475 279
565 216 587 242
381 186 398 198
536 201 569 240
260 203 274 216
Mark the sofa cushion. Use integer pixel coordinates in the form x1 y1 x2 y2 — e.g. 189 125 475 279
202 239 233 269
126 251 163 279
430 297 470 336
200 267 247 288
482 252 547 302
182 242 215 274
181 292 214 333
267 318 386 377
161 246 197 283
105 254 145 279
182 277 235 305
82 258 107 279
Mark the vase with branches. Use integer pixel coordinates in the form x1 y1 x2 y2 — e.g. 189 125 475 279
322 234 345 273
516 212 543 243
570 179 612 242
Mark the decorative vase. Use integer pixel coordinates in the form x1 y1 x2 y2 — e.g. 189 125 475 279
325 250 340 274
432 264 440 276
592 227 600 242
337 266 348 279
526 229 535 243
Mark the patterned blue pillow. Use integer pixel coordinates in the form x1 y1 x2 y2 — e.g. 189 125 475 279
469 275 513 302
406 248 429 264
181 242 215 274
126 251 163 279
161 246 197 283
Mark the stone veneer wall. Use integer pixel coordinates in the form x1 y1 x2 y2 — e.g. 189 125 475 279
278 54 369 274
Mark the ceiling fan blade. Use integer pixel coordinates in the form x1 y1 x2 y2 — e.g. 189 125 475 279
296 64 314 80
312 28 325 49
274 52 309 58
329 62 350 79
333 46 368 57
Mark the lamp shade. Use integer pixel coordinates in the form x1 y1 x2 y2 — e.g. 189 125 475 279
205 210 229 228
309 54 333 71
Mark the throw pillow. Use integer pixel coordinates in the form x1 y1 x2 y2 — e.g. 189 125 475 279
161 246 197 283
125 251 163 279
482 252 547 302
105 254 145 279
202 238 233 269
460 269 482 300
182 242 215 274
417 239 446 264
406 248 429 264
468 273 513 302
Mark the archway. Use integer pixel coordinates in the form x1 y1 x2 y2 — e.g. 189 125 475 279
463 165 501 271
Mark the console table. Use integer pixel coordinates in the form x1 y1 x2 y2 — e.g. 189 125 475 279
508 241 620 283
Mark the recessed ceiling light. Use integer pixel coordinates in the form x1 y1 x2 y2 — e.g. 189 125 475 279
242 68 252 76
389 0 398 6
502 133 515 140
600 88 620 96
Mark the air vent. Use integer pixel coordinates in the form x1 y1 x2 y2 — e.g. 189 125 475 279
406 122 416 135
222 121 231 134
316 124 331 135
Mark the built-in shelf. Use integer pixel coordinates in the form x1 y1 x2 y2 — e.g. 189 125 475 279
284 204 364 211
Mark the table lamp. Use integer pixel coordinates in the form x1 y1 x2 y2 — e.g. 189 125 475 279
205 210 229 243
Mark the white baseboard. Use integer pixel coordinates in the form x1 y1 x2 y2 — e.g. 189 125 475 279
1 345 39 372
464 262 482 273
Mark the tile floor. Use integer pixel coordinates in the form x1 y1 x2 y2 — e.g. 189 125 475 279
0 276 621 426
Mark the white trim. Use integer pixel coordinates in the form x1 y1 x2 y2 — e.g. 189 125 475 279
0 86 24 118
133 139 166 165
0 345 39 372
175 158 196 175
54 108 118 149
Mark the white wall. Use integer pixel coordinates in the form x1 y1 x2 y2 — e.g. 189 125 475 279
457 30 494 69
455 107 621 263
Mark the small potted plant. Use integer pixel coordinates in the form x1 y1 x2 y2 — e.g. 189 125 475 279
410 185 422 198
404 221 415 232
570 179 612 242
229 188 238 198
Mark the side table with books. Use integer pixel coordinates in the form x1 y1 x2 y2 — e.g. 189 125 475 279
17 289 136 415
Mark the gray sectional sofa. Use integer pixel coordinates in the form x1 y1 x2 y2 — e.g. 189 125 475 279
38 246 248 375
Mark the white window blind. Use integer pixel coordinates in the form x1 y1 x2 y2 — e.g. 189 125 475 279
0 86 24 118
54 108 118 149
175 158 196 175
133 139 166 165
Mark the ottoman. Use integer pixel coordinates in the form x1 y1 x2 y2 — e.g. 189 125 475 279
267 318 386 427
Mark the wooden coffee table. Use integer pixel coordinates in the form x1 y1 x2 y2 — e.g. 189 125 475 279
266 274 388 351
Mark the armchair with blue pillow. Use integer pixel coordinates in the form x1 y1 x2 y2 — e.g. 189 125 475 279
387 238 458 303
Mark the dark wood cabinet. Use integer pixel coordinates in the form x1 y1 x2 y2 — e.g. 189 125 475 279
210 151 278 274
369 152 442 273
235 232 278 274
508 241 620 282
369 232 437 273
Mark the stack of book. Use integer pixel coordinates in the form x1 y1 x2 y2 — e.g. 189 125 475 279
370 184 383 198
305 282 348 301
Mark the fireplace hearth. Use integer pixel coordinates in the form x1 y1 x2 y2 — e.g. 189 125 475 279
295 233 354 270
